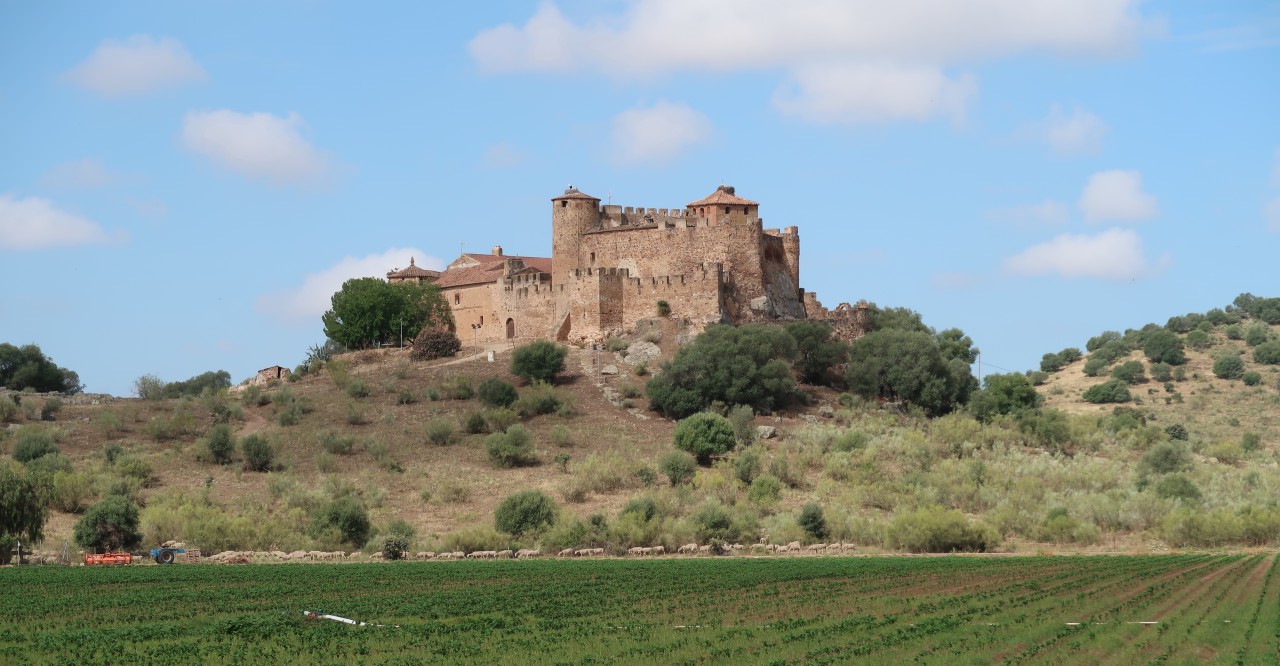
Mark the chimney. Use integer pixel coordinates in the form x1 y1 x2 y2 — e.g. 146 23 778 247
492 246 503 256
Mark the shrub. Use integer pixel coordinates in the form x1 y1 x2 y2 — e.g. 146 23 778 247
396 389 417 405
482 408 519 434
426 419 456 446
1252 342 1280 365
1140 442 1191 475
1243 371 1262 386
494 489 558 536
0 396 17 423
463 411 487 435
318 431 356 455
74 496 142 552
1245 324 1271 346
733 448 762 484
969 373 1042 422
512 382 562 418
345 379 371 399
1212 353 1245 380
1040 348 1081 372
1164 424 1189 441
202 423 236 464
1082 379 1131 404
1016 409 1073 451
1142 330 1186 365
647 323 798 419
310 497 370 548
511 340 568 384
1082 356 1110 377
747 474 783 507
485 425 535 467
727 405 757 445
1110 361 1146 384
1206 441 1244 464
381 533 411 560
846 328 975 416
1242 431 1262 452
1086 331 1122 352
1226 324 1245 340
240 434 275 472
550 424 572 447
442 375 474 400
345 402 367 425
885 506 999 553
51 471 92 513
797 503 828 541
272 387 311 426
1040 508 1100 545
39 398 62 421
1149 362 1173 382
673 412 737 463
659 450 696 486
785 320 848 385
656 300 671 317
12 430 58 463
438 481 471 504
134 374 166 400
1154 473 1201 502
411 328 462 360
1184 329 1211 350
477 377 518 408
605 337 629 353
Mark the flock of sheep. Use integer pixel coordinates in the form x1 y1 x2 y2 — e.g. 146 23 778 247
203 541 858 563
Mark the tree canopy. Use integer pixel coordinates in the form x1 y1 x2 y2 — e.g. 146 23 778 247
0 343 82 394
322 278 453 350
74 496 142 552
845 329 976 416
0 463 49 544
646 324 797 419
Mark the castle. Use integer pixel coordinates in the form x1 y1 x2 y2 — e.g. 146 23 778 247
387 185 864 345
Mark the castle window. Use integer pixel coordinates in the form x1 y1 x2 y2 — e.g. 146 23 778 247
724 207 729 214
560 201 567 208
590 252 595 264
480 316 484 325
454 293 460 305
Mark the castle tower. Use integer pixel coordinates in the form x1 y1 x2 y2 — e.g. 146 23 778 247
686 185 759 226
551 186 601 281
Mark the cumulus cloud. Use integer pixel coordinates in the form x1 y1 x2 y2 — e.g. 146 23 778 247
40 158 118 189
1079 170 1157 222
470 1 1149 76
1038 105 1106 154
610 101 711 165
65 35 205 96
986 199 1070 227
1003 227 1165 280
256 248 443 323
182 110 333 186
0 194 117 250
773 62 976 126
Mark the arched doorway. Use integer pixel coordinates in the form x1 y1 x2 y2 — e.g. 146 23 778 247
506 318 515 339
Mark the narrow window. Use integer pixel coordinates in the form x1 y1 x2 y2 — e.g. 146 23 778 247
724 207 729 214
560 200 568 208
480 316 484 325
454 293 460 305
590 252 595 263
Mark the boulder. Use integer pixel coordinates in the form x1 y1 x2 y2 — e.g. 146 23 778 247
755 425 777 440
626 341 661 363
601 364 619 375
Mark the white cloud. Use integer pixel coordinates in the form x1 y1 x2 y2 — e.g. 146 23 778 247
40 158 118 189
256 248 443 323
0 194 117 250
65 35 205 96
987 199 1070 227
470 1 1149 76
1003 227 1165 280
773 62 976 126
1266 197 1280 233
610 101 711 165
483 142 527 169
182 110 333 186
1079 170 1157 222
1041 105 1106 154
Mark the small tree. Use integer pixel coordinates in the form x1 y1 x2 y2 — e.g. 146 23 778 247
784 320 847 385
12 430 58 464
494 490 558 536
477 377 518 408
0 463 50 546
1082 379 1131 404
659 450 696 486
1110 361 1146 384
510 340 567 384
1252 342 1280 365
380 519 415 560
240 434 275 472
323 278 452 350
1142 330 1186 365
202 423 235 464
310 497 371 548
673 412 737 464
411 328 461 361
1140 442 1191 475
797 503 828 541
968 373 1042 422
1212 353 1245 380
485 425 535 467
73 496 142 552
1245 324 1271 347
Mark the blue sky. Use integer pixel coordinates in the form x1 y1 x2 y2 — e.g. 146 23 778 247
2 1 1278 395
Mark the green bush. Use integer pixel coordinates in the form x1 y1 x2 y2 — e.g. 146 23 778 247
1245 324 1270 346
426 418 456 445
1110 361 1146 384
658 450 696 486
1226 324 1245 340
1016 409 1072 452
1154 473 1201 502
969 373 1042 422
512 382 562 418
1040 347 1082 372
510 340 568 384
12 430 58 463
410 328 462 360
1212 353 1245 380
733 447 762 484
240 434 275 472
39 397 62 421
0 396 17 423
1164 424 1189 441
482 407 519 434
1086 331 1122 352
380 519 416 560
323 278 452 350
310 497 370 548
0 464 49 543
550 424 572 447
494 489 558 536
345 379 371 399
885 506 999 553
1140 442 1191 475
485 425 535 467
74 496 142 552
202 423 236 464
673 412 737 463
1149 362 1173 382
1243 371 1262 386
1184 328 1212 350
747 474 783 507
50 470 92 513
785 320 848 385
1082 356 1110 377
1252 342 1280 365
727 404 757 445
1142 330 1186 365
605 337 629 353
1242 431 1262 452
318 430 356 455
477 377 518 408
797 503 828 541
1082 379 1131 404
0 343 83 393
442 375 474 400
846 329 975 416
656 300 671 317
463 411 487 434
646 323 797 419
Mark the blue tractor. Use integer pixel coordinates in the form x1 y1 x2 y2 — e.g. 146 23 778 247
150 546 185 564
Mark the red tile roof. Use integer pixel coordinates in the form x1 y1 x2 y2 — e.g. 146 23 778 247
687 185 758 208
386 256 441 280
551 186 600 201
435 254 551 288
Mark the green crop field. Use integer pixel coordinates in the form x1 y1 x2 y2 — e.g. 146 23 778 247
3 555 1277 665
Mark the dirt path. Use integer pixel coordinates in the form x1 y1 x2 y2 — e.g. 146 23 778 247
238 408 269 437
